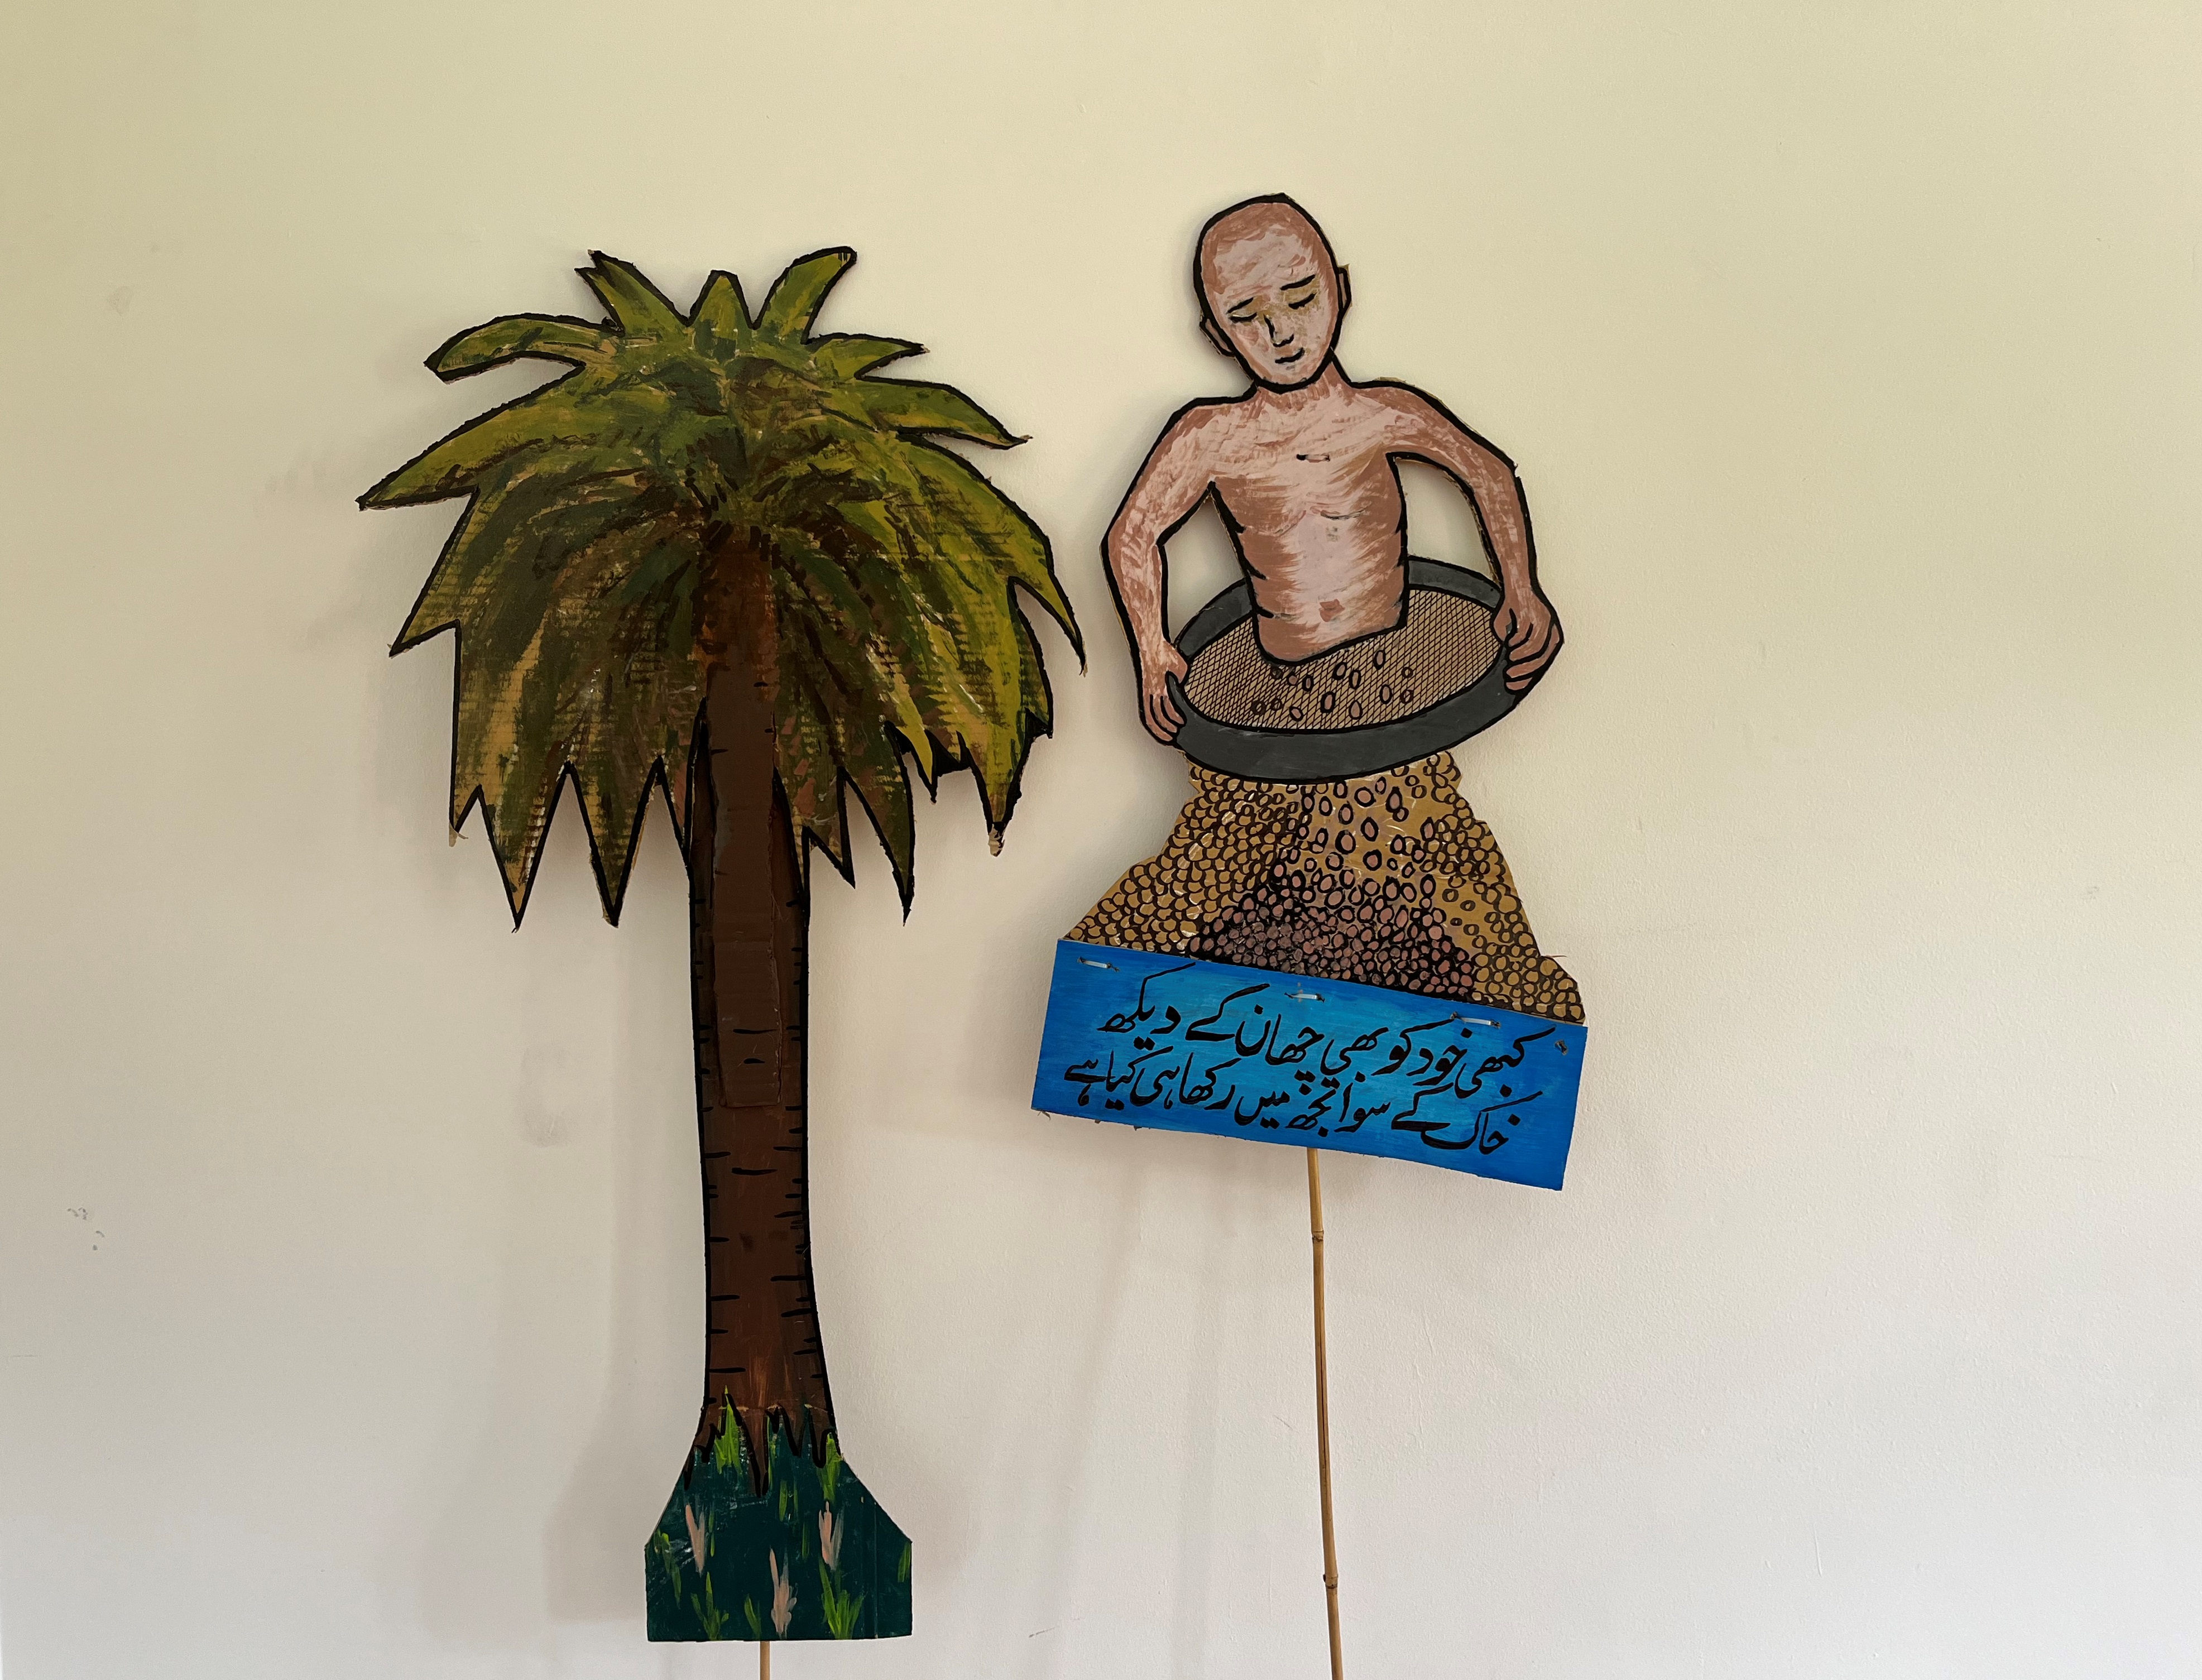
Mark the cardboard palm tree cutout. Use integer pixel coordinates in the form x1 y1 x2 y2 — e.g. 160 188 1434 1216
366 248 1078 1646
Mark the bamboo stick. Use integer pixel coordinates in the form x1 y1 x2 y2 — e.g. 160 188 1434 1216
1307 1147 1344 1680
760 1640 771 1679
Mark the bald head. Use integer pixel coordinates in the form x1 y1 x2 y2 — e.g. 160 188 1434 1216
1194 195 1347 388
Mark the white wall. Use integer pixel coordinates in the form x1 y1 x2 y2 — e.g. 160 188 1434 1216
3 3 2198 1676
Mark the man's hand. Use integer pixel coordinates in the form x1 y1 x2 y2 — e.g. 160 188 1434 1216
1493 589 1562 692
1138 643 1191 742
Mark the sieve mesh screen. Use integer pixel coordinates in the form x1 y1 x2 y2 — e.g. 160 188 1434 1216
1181 589 1502 731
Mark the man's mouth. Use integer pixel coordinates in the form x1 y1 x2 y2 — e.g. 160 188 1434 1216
1276 348 1304 364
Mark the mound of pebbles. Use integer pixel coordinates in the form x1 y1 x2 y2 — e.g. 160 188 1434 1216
1070 752 1582 1024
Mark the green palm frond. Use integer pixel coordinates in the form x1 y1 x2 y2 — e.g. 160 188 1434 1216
756 248 856 339
431 314 612 377
365 248 1079 923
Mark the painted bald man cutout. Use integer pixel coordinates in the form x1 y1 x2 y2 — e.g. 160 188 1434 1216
1105 194 1562 743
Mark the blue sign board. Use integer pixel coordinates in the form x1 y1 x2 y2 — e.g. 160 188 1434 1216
1032 940 1585 1189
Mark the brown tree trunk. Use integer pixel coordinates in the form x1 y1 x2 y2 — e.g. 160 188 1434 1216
685 572 833 1480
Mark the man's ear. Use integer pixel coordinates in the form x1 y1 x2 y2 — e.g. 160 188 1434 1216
1336 265 1352 317
1200 314 1235 358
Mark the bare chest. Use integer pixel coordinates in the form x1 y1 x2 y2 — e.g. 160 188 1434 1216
1208 397 1403 535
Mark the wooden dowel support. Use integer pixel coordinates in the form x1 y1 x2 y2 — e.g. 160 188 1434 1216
1308 1147 1344 1680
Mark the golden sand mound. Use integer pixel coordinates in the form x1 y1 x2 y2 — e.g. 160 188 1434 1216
1069 752 1582 1024
1180 592 1502 729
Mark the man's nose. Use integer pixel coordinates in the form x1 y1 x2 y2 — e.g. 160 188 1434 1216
1263 312 1293 347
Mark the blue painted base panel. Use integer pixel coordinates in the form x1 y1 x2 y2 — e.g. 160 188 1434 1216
1032 941 1584 1190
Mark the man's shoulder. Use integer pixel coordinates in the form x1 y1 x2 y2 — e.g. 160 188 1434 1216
1347 377 1444 423
1144 393 1255 463
1162 392 1255 434
1346 378 1508 458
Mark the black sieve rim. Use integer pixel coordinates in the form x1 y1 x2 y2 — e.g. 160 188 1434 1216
1165 559 1529 782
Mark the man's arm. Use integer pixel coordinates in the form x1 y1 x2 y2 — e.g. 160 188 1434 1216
1103 406 1221 742
1375 385 1562 692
